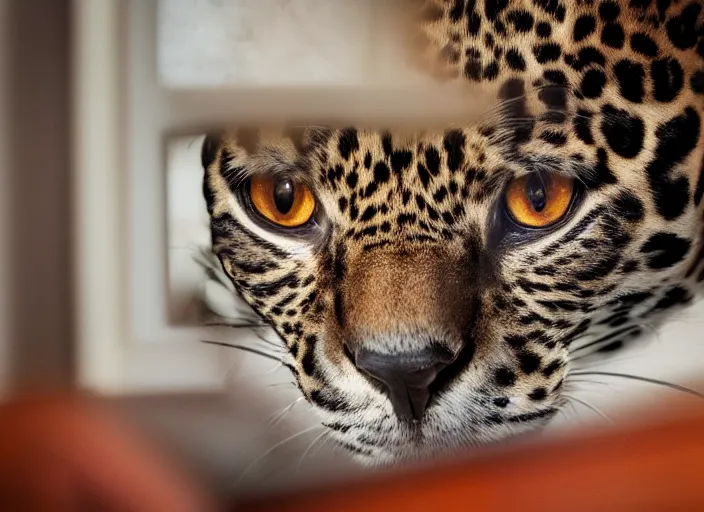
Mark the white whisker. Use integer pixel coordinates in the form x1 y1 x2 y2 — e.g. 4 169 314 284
565 394 612 423
237 424 324 482
296 430 331 473
268 396 306 428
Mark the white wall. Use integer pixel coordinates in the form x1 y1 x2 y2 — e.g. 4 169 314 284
157 0 430 89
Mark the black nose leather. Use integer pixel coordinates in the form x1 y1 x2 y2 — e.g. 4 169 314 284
354 346 455 422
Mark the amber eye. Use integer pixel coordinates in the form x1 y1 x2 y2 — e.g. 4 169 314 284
249 174 316 228
505 173 574 228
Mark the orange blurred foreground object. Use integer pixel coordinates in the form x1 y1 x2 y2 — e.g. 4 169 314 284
0 394 220 512
241 403 704 512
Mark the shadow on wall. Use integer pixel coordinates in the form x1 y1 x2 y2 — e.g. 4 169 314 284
1 0 74 395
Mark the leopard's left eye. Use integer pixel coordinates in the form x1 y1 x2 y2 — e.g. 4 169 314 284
249 174 316 228
505 173 574 228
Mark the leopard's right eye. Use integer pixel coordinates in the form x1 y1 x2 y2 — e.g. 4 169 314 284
504 173 574 229
249 175 316 228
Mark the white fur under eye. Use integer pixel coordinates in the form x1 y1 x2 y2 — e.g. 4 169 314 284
227 194 315 259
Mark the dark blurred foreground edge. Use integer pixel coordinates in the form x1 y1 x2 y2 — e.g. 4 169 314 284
238 404 704 512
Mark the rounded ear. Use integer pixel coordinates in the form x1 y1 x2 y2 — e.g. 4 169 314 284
201 133 222 170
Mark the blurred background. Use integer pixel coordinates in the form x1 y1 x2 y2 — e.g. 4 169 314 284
1 0 703 503
0 0 73 397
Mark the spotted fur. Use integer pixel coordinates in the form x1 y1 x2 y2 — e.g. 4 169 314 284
202 0 704 464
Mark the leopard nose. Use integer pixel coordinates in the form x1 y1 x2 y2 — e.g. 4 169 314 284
354 346 455 422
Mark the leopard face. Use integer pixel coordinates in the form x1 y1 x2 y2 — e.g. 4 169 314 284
202 0 704 465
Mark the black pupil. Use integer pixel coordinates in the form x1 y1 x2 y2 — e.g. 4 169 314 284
526 174 547 213
274 179 295 214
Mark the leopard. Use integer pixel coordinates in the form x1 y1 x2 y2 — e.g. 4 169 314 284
201 0 704 465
